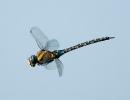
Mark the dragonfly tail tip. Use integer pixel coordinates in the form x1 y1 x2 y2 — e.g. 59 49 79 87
109 37 115 39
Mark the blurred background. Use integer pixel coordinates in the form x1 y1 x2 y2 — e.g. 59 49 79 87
0 0 129 100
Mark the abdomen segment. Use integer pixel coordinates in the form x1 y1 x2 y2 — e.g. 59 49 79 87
62 37 115 53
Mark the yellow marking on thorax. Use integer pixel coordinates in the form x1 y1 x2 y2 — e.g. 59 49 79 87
37 51 46 61
51 54 55 58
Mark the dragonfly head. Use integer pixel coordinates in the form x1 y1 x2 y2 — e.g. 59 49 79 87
27 55 37 67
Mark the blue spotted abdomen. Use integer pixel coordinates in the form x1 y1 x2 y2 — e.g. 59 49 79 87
62 37 115 53
52 37 114 58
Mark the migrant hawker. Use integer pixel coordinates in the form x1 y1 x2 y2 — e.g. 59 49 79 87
27 27 115 76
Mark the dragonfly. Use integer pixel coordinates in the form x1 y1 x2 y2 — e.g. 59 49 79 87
27 27 115 77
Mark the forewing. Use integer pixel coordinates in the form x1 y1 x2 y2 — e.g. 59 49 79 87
45 39 60 51
55 58 64 77
30 27 49 49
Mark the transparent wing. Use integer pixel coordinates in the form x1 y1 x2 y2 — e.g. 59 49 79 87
30 27 49 49
55 59 64 77
43 60 57 70
45 39 60 51
43 59 64 76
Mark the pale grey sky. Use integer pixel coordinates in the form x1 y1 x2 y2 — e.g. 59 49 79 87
0 0 130 100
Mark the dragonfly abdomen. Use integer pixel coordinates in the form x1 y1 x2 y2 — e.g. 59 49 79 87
63 37 115 53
